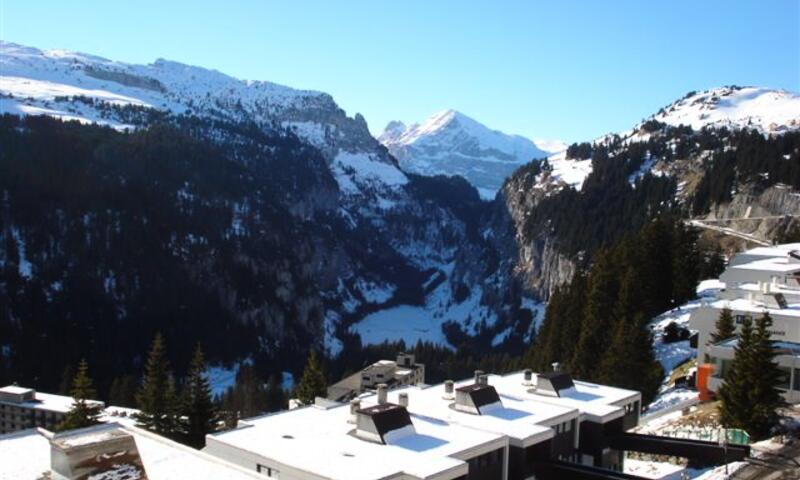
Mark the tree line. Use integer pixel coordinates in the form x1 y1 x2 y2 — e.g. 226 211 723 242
522 218 725 403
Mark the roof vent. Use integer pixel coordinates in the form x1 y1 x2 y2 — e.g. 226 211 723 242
443 380 455 400
377 384 388 405
551 362 561 373
398 392 409 407
523 369 533 386
534 372 575 398
348 399 361 424
453 383 502 415
353 403 415 444
474 370 484 384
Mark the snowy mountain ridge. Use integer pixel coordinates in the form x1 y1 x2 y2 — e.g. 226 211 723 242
532 86 800 194
0 41 416 208
379 109 555 198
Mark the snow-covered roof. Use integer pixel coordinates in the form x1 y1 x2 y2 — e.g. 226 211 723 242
0 424 263 480
0 387 103 413
729 256 800 274
0 430 50 480
208 400 501 480
708 297 800 318
379 380 572 447
489 372 637 423
0 386 32 395
714 338 800 357
739 243 800 259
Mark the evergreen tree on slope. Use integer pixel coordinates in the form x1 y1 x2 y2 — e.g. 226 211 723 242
56 359 102 432
295 350 327 405
136 333 180 438
182 343 218 448
709 307 735 345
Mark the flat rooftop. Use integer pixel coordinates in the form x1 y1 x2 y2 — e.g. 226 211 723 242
0 424 263 480
728 256 800 274
208 400 504 480
737 243 800 259
709 297 800 318
489 372 639 423
0 388 103 414
380 380 572 447
715 337 800 357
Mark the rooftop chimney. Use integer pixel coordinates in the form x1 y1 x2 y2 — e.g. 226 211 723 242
349 399 361 424
443 380 455 400
398 392 409 407
377 384 388 405
523 369 533 386
478 374 489 386
552 362 561 373
49 424 147 480
474 370 484 384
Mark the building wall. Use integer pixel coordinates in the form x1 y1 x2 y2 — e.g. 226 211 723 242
204 436 326 480
0 403 65 434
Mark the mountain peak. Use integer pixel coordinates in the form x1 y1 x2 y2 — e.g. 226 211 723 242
649 85 800 133
380 110 557 198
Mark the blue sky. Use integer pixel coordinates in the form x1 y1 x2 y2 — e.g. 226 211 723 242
1 0 798 143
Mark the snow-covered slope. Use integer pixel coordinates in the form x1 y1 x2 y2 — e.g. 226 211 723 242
528 86 800 195
652 86 800 133
379 110 555 199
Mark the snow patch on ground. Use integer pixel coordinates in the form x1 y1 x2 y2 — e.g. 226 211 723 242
543 150 593 191
350 269 496 349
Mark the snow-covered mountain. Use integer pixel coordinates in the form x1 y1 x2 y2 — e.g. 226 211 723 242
530 86 800 194
0 41 410 209
0 41 536 365
652 86 800 133
379 110 556 199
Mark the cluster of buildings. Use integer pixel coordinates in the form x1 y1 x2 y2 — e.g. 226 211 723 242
690 243 800 403
9 240 798 479
326 353 426 401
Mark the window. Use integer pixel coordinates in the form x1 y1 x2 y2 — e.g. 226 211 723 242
257 464 279 478
777 367 792 390
734 314 752 325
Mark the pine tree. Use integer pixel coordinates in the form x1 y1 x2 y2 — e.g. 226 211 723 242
745 313 787 439
56 359 102 431
265 373 286 412
135 333 180 437
718 316 754 431
598 269 664 404
295 351 327 405
219 364 269 419
570 250 619 380
718 313 787 440
709 307 735 345
181 344 218 448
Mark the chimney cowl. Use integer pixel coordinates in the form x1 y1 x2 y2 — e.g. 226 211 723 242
523 369 533 385
377 384 388 405
443 380 455 399
551 362 560 373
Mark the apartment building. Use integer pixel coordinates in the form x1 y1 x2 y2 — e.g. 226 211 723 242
0 385 105 434
327 352 425 401
205 369 656 480
690 243 800 403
